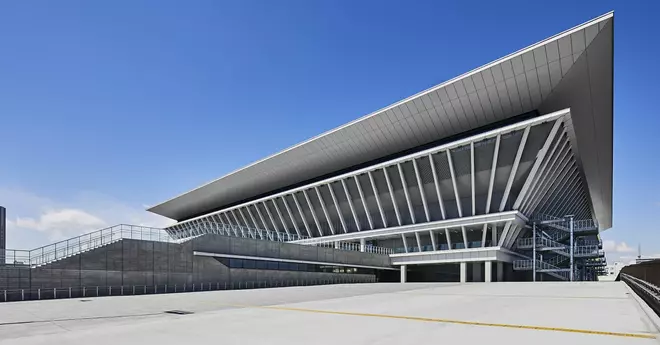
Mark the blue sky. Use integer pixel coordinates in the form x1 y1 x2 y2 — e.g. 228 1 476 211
0 1 657 263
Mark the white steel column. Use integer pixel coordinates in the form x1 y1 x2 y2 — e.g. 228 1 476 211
305 189 325 237
481 223 488 247
245 207 264 239
293 193 313 237
328 184 348 233
429 154 447 219
446 149 463 217
341 179 361 231
262 202 281 236
485 261 492 283
460 262 467 283
397 163 416 224
400 265 407 283
414 232 422 252
360 238 366 252
354 176 374 230
429 230 437 250
485 135 501 214
461 226 468 248
445 228 452 249
401 234 409 253
522 141 571 213
237 208 255 238
498 221 512 247
499 126 530 211
413 159 430 222
513 119 562 209
314 187 335 235
281 197 302 238
384 168 402 226
368 171 388 227
471 142 476 216
491 224 498 246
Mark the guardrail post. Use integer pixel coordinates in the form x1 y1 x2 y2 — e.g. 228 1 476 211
21 289 24 301
83 286 86 297
3 290 6 302
54 287 57 299
38 288 41 300
69 287 72 298
132 286 135 295
96 286 99 296
143 286 146 294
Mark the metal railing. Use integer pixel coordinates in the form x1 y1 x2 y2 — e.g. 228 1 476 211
4 224 177 268
314 242 393 255
620 273 660 315
0 276 378 303
4 222 393 269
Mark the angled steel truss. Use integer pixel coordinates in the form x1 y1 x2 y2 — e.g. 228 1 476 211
166 108 594 253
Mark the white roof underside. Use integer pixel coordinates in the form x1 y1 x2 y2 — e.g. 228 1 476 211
149 12 613 229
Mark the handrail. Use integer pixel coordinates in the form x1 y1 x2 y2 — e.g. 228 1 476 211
4 222 392 268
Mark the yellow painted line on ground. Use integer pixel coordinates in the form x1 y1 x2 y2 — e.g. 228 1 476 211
238 305 655 339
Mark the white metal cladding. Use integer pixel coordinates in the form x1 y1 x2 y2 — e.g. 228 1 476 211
165 108 595 250
148 13 613 230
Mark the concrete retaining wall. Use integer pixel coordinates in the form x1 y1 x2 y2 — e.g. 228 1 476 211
0 234 392 296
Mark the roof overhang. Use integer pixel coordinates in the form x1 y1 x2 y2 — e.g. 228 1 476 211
148 13 613 230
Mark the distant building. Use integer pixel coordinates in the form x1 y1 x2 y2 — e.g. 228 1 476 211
0 206 5 264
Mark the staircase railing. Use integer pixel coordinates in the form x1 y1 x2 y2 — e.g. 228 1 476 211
20 224 176 267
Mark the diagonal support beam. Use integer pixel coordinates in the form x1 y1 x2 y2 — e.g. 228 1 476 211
315 186 336 235
481 223 488 248
384 167 402 226
519 131 566 210
499 126 530 212
445 228 452 249
461 226 469 249
397 163 416 224
341 179 361 231
354 176 374 230
413 158 430 222
485 134 501 214
471 141 476 216
368 171 388 227
446 149 463 217
262 202 281 237
281 196 302 238
498 221 513 247
271 199 291 237
292 193 313 238
513 119 563 210
429 154 447 219
303 189 324 237
245 206 264 239
328 183 348 233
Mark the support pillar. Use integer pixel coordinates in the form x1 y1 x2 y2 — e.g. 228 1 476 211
485 261 492 282
400 265 407 283
460 262 467 283
360 238 366 252
472 262 482 282
497 262 504 282
568 215 574 282
334 241 340 249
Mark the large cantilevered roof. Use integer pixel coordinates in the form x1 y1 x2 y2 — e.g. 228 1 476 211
149 12 613 229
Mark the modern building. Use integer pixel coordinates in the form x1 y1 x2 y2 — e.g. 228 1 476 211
0 14 613 301
148 13 614 283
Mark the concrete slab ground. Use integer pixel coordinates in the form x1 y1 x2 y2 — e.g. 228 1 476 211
0 282 657 344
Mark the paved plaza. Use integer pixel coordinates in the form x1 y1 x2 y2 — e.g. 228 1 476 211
0 282 657 344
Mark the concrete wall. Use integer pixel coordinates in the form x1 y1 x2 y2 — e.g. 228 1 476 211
0 234 391 297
